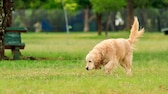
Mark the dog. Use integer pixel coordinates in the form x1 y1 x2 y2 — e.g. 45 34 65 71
85 17 144 75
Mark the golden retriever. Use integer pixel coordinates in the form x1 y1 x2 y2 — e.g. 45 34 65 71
85 17 144 75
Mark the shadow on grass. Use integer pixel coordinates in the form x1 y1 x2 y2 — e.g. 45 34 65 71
4 56 66 60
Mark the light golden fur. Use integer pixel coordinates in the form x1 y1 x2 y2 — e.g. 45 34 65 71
85 17 144 75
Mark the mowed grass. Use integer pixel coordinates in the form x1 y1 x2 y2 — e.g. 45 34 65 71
0 32 168 94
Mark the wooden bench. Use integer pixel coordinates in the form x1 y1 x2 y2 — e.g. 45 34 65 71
161 28 168 35
4 27 27 60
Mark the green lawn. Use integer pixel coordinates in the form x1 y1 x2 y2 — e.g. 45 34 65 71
0 32 168 94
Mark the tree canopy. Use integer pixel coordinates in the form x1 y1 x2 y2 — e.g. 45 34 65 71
14 0 168 11
90 0 126 13
133 0 167 8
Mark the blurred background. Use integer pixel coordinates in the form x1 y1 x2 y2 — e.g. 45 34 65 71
12 0 168 33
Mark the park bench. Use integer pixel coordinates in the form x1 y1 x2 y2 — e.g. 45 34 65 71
4 27 27 60
161 28 168 35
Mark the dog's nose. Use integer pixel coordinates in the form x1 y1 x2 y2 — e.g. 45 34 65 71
86 67 89 70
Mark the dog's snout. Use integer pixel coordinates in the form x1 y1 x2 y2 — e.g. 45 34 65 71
86 67 89 70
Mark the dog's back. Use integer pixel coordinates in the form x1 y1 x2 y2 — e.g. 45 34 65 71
93 38 132 62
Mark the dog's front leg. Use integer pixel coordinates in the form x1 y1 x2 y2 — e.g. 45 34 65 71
104 61 116 74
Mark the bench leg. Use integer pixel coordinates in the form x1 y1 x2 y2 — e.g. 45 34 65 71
12 47 21 60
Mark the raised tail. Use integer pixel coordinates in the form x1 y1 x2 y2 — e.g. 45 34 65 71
128 17 144 44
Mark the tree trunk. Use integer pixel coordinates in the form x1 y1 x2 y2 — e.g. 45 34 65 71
18 10 28 28
96 13 102 35
157 16 161 31
105 12 112 31
105 12 117 31
83 7 95 32
105 12 110 38
83 8 89 32
4 0 12 27
140 9 149 31
126 0 134 30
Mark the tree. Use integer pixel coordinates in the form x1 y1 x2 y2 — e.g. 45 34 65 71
163 0 168 5
90 0 125 36
125 0 134 30
14 0 58 29
75 0 92 32
14 0 61 9
132 0 166 31
14 0 77 30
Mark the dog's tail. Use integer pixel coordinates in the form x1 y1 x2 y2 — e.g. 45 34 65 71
128 17 144 44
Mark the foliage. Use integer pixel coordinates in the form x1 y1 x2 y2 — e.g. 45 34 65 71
14 0 57 9
163 0 168 3
55 0 78 11
75 0 91 9
14 0 77 10
14 0 168 10
133 0 167 8
90 0 126 13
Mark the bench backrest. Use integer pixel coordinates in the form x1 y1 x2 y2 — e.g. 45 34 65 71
4 32 22 45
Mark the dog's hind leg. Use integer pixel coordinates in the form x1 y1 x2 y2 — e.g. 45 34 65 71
120 54 133 76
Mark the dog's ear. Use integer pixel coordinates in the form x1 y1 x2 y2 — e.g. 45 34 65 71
94 54 101 69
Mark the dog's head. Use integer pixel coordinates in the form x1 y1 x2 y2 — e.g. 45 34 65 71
85 50 102 70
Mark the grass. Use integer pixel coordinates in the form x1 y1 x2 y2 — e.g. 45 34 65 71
0 31 168 94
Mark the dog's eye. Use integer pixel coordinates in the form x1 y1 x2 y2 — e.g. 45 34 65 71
89 60 92 63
